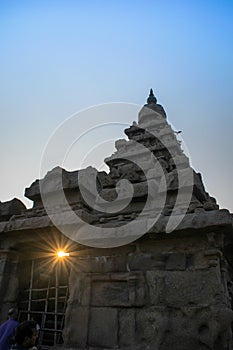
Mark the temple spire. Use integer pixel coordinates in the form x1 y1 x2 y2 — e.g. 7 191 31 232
147 88 157 104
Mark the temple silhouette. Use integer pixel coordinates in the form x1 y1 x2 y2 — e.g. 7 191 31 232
0 90 233 350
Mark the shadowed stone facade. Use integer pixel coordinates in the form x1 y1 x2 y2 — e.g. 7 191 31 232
0 91 233 349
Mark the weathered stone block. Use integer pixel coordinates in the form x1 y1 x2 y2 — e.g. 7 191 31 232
159 306 233 350
0 275 18 302
135 306 169 348
192 250 221 270
63 305 89 348
166 253 186 270
68 273 91 306
0 260 5 274
88 307 118 348
146 272 165 305
158 307 203 350
146 269 224 306
128 252 166 270
119 309 136 346
76 254 127 273
76 244 136 257
90 272 146 307
91 280 129 306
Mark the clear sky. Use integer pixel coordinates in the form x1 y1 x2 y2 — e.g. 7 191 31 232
0 0 233 212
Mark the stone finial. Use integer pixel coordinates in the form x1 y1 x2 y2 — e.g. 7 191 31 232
147 88 157 104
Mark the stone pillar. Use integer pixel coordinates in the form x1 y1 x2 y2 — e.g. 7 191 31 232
0 250 19 323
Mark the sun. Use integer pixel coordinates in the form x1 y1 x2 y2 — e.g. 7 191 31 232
57 250 70 258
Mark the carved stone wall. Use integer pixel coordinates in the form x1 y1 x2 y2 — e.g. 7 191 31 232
61 231 233 350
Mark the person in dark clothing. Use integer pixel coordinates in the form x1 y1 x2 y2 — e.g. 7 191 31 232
11 320 38 350
0 308 19 350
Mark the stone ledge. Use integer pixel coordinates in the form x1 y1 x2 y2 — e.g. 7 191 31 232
0 209 232 239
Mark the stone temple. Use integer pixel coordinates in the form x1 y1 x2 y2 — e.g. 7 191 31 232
0 90 233 350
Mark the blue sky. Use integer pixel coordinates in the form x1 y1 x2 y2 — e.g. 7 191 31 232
0 0 233 211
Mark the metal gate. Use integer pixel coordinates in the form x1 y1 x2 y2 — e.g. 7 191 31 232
18 258 69 349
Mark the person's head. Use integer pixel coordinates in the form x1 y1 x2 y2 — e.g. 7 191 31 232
14 320 38 349
8 307 18 320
